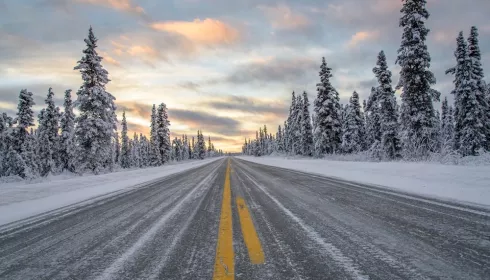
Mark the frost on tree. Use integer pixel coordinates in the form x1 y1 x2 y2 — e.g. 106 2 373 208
396 0 440 159
157 103 171 163
120 111 130 169
59 89 76 172
446 32 486 156
37 88 60 177
149 104 162 166
73 27 118 174
467 26 489 151
313 57 342 156
440 97 455 155
373 51 400 160
341 91 364 154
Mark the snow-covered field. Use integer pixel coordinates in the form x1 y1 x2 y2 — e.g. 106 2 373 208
236 156 490 207
0 158 222 226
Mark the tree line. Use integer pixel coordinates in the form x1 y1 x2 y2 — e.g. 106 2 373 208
0 27 223 180
243 0 490 160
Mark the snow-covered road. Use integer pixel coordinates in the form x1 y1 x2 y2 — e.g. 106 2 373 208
0 157 489 279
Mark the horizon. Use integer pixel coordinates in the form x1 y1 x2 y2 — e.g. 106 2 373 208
1 0 489 152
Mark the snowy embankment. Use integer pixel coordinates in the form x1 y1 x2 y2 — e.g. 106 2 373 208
0 158 222 226
236 156 490 207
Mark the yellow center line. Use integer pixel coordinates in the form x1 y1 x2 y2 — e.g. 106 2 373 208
236 197 265 264
213 159 234 280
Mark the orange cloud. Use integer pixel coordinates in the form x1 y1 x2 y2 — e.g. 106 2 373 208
77 0 145 16
347 30 380 47
149 18 239 45
258 4 310 30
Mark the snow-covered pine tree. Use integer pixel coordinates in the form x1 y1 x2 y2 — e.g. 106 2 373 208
15 89 36 153
291 95 303 155
74 27 118 174
373 51 401 159
114 132 121 165
342 91 364 154
300 91 314 156
197 130 206 159
149 104 161 166
396 0 440 159
285 92 296 154
45 88 60 170
276 125 284 152
446 32 486 156
37 109 55 177
313 57 342 156
120 111 130 169
59 89 76 172
365 87 382 159
131 132 141 168
467 26 489 151
441 97 455 154
157 103 171 164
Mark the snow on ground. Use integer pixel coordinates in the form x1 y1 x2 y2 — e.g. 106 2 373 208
236 156 490 207
0 158 222 226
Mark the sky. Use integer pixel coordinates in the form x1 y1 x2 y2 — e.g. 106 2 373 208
0 0 489 152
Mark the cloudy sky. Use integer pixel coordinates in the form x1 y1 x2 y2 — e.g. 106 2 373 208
1 0 489 151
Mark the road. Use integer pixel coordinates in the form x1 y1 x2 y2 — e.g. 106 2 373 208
0 157 489 279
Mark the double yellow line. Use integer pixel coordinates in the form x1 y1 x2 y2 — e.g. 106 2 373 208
213 159 264 280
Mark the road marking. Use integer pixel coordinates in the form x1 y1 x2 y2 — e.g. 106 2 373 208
236 197 265 264
213 159 234 280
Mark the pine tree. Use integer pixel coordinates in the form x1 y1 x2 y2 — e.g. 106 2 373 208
45 88 61 170
15 89 36 153
396 0 440 159
276 125 284 152
149 104 161 166
114 132 121 165
446 32 486 156
120 111 130 168
467 26 489 151
365 87 382 159
59 89 75 172
342 91 364 154
157 103 171 164
373 51 400 159
131 132 141 168
75 29 117 170
441 97 455 154
313 57 342 156
74 27 118 174
37 109 55 176
300 91 314 156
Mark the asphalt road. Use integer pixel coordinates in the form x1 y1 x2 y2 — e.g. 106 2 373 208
0 157 489 280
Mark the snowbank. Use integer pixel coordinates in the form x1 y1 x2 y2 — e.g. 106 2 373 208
236 156 490 207
0 158 222 226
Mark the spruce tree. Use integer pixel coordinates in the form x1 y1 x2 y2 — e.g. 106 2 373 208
37 109 55 176
74 26 118 174
149 104 161 166
59 89 75 172
342 91 364 154
15 89 35 153
120 111 130 168
114 131 121 165
373 51 400 159
300 91 314 156
157 103 171 164
446 32 486 156
396 0 440 159
276 125 284 152
441 97 455 154
467 26 489 151
313 57 342 156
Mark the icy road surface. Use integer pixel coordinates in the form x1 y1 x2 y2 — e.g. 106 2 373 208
0 157 489 279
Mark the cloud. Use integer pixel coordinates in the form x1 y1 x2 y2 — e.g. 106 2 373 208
258 4 310 30
217 57 318 85
347 30 380 48
169 109 242 136
205 95 288 117
77 0 145 16
149 18 239 46
179 81 201 91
